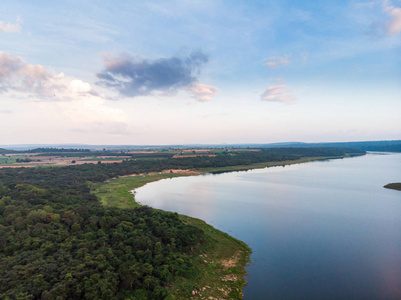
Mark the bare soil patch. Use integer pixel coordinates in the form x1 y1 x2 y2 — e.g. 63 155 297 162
220 251 241 269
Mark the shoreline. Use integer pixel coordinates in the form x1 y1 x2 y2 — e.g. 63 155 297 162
91 154 359 299
99 154 359 205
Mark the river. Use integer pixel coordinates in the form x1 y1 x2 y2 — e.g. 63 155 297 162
136 152 401 299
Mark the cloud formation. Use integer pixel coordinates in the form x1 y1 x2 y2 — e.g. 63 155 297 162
0 51 128 132
365 2 401 37
0 51 100 101
0 19 21 33
97 51 209 97
260 85 296 103
385 3 401 35
264 55 290 68
189 83 219 102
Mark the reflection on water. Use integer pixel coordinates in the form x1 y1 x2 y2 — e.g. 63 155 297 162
136 153 401 299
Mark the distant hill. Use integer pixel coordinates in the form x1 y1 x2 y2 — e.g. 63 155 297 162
1 140 400 152
258 140 401 152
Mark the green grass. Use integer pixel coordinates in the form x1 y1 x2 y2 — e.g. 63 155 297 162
0 157 13 164
384 183 401 191
91 172 199 209
0 155 34 164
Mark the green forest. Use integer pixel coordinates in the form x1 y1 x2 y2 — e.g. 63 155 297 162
0 148 364 299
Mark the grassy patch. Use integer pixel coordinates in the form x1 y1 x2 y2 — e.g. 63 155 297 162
0 157 13 164
91 171 200 209
0 155 35 164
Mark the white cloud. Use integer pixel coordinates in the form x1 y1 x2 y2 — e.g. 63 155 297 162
260 85 296 103
189 83 219 102
0 51 128 132
0 51 100 101
264 55 290 68
385 3 401 35
0 19 21 33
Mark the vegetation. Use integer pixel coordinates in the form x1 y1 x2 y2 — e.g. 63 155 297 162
0 155 35 165
264 140 401 152
384 183 401 191
92 172 200 209
0 170 205 299
29 148 91 153
16 158 34 163
0 147 364 299
0 148 90 155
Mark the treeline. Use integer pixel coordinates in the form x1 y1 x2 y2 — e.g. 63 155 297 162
0 148 91 155
130 152 175 159
265 140 401 152
0 148 17 154
28 148 91 153
0 147 363 299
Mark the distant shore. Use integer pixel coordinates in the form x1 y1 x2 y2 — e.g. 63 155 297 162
384 183 401 191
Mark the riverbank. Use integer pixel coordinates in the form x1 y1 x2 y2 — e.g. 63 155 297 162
91 155 357 299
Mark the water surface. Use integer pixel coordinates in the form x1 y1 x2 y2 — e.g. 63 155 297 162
136 153 401 299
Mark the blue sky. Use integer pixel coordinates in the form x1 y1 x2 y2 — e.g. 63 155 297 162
0 0 400 145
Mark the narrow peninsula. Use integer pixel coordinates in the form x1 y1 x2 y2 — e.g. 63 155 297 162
384 183 401 191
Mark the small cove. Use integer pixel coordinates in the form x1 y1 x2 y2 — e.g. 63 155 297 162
136 153 401 299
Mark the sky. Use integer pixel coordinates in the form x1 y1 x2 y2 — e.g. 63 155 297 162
0 0 400 145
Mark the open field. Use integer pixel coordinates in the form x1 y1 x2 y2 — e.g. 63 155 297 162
0 153 125 168
0 148 266 168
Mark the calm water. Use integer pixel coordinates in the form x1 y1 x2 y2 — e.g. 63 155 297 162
136 153 401 299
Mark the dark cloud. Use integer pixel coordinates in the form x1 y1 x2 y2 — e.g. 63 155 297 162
96 51 209 97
